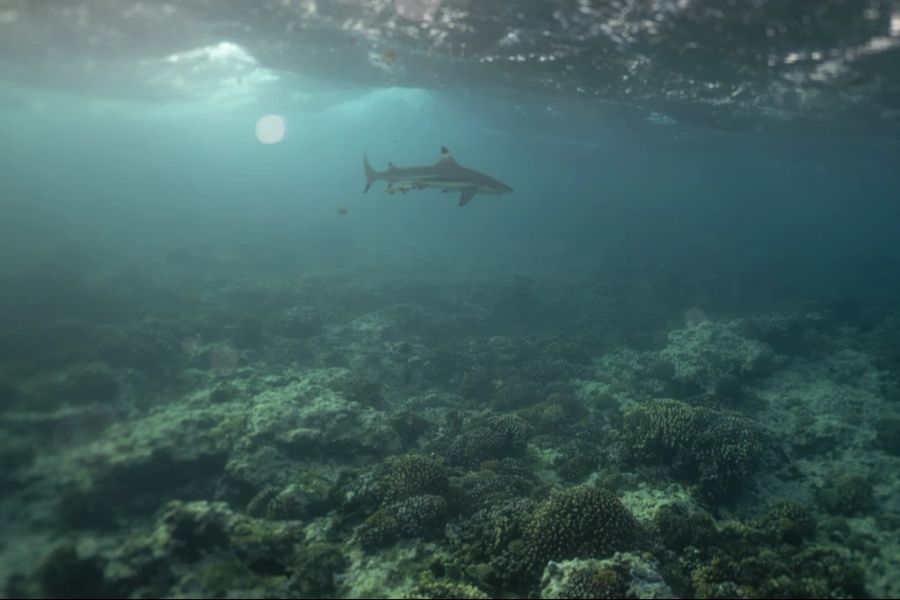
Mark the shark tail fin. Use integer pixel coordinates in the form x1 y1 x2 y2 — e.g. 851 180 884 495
363 154 379 193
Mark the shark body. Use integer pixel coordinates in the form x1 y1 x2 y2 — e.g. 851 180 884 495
363 147 512 207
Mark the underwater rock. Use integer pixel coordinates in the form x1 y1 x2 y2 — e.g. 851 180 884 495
453 459 537 513
58 362 120 404
36 543 112 599
59 405 231 526
458 367 496 403
756 501 817 545
490 379 541 411
519 390 586 435
553 440 600 483
815 473 874 517
651 502 717 552
455 497 538 590
289 542 346 597
246 378 402 459
156 500 234 561
0 435 35 481
521 355 583 384
539 553 674 599
328 371 384 408
403 576 491 599
420 347 468 385
688 530 866 599
60 446 228 529
234 315 265 348
651 505 866 599
208 382 241 404
358 494 448 549
98 499 319 598
622 398 763 500
244 471 332 521
873 417 900 456
274 306 323 339
96 320 185 376
447 414 534 467
223 444 304 503
389 410 432 449
352 453 449 510
342 304 447 345
738 311 835 357
660 320 774 399
0 378 22 409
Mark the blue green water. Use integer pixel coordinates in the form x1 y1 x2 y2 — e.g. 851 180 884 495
2 2 900 598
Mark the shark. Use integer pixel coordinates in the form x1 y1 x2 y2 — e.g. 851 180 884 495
363 147 513 207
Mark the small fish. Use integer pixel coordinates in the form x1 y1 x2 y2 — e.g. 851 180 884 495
383 49 398 64
337 207 348 216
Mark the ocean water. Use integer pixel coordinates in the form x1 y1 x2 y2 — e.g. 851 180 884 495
1 1 899 598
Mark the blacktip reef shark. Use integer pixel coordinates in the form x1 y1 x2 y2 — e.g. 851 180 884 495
363 147 513 207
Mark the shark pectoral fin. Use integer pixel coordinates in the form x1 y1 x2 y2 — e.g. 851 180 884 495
458 189 476 207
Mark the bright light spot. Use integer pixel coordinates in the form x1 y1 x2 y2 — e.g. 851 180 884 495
255 114 286 144
892 12 900 36
394 0 442 22
165 41 258 67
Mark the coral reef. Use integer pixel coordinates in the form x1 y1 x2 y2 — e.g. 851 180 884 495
816 473 874 517
447 414 534 467
1 267 896 599
524 486 638 574
623 398 763 499
660 320 775 399
358 494 448 548
359 453 450 507
540 553 674 599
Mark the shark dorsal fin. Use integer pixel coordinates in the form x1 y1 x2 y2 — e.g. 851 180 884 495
437 146 457 165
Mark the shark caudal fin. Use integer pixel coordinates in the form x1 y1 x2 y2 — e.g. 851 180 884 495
363 154 380 193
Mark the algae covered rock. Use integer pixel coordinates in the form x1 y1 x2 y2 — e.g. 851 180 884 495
245 470 332 520
100 500 330 598
362 453 450 506
524 486 638 573
358 494 448 549
456 497 538 589
447 414 534 467
757 501 817 544
623 398 763 499
661 320 774 398
816 473 874 516
651 502 717 551
273 306 324 339
540 553 674 599
36 543 111 599
873 417 900 456
403 576 490 599
246 378 401 458
58 362 121 404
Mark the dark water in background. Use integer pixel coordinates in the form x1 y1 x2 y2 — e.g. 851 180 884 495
2 1 900 598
